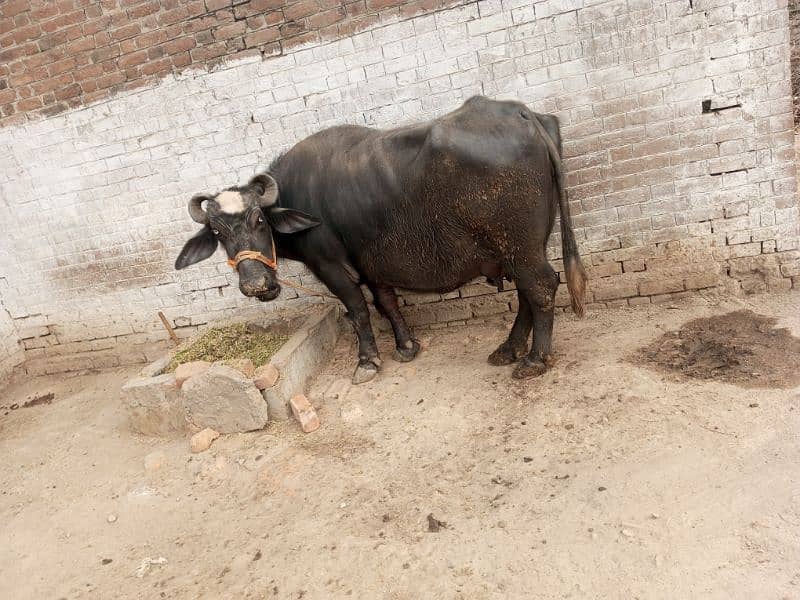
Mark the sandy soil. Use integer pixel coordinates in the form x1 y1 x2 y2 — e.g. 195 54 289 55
1 291 799 600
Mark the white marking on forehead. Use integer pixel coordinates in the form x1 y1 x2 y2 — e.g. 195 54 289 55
217 191 245 214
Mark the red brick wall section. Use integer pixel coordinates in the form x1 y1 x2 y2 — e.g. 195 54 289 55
791 0 800 122
0 0 457 125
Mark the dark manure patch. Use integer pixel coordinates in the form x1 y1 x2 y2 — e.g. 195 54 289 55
633 310 800 389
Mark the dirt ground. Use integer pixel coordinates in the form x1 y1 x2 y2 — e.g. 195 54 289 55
2 291 800 600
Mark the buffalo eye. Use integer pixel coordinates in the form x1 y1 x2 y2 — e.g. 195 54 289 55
212 229 219 235
257 215 264 224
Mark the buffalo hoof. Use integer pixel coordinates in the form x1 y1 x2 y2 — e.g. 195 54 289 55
352 360 379 385
392 339 420 363
512 356 548 379
488 342 527 366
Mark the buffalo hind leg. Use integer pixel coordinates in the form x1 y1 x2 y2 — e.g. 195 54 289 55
513 263 559 379
368 283 420 362
313 262 381 384
488 291 531 365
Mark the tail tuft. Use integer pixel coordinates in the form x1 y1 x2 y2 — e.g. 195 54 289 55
565 254 587 318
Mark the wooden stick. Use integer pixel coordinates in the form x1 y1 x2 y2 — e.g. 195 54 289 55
158 311 180 344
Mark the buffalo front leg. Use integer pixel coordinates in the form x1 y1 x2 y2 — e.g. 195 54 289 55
313 263 381 384
367 283 420 362
488 290 531 365
513 263 559 379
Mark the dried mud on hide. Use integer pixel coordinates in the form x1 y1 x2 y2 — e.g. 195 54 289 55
634 310 800 389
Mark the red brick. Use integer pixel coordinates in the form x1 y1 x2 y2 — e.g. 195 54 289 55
147 44 166 59
127 0 160 18
73 63 104 81
190 41 227 61
280 20 307 37
1 0 30 19
53 83 82 101
308 7 345 29
213 21 245 40
244 27 280 47
344 0 367 15
163 36 195 55
9 66 49 86
250 0 285 10
135 29 167 49
205 0 230 10
290 394 320 433
82 16 111 36
118 50 148 68
171 51 191 68
41 11 86 34
400 0 443 18
158 6 189 25
110 23 141 42
285 0 319 20
85 4 103 18
90 44 121 63
31 73 73 95
17 96 43 111
253 364 280 390
0 88 16 104
140 57 172 76
95 71 125 89
120 38 138 54
64 24 84 41
37 31 69 51
66 36 96 54
366 0 404 9
48 57 78 77
282 30 319 49
337 14 378 36
30 3 60 20
93 31 111 46
12 23 41 44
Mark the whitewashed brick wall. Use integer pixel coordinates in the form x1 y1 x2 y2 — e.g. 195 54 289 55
0 0 798 377
0 302 23 379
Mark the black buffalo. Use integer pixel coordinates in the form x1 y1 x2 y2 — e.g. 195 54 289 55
176 96 587 384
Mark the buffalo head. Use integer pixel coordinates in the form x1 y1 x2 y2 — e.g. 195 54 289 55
175 173 320 301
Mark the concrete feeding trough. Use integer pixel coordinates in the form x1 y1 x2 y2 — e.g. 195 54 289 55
121 305 339 435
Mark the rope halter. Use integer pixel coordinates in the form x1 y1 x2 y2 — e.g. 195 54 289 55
226 238 277 272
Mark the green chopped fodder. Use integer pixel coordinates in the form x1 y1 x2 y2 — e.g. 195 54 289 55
167 323 288 372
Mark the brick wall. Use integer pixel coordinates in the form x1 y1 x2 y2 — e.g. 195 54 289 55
0 274 23 380
1 0 799 378
791 0 800 121
0 0 459 125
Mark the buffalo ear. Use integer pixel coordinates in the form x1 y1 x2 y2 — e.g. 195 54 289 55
175 227 217 270
266 207 321 234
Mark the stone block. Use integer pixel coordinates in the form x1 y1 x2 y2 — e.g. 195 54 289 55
139 354 171 378
121 374 187 437
182 363 269 433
